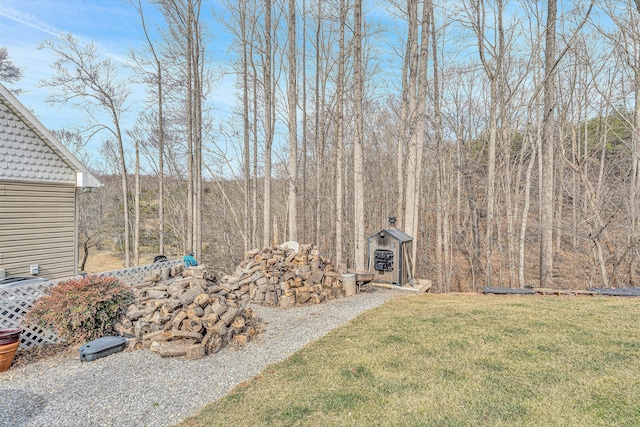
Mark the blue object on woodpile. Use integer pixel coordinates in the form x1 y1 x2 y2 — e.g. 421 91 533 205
78 336 127 362
482 287 536 295
587 287 640 297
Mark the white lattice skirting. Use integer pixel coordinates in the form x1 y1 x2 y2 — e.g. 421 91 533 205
0 260 182 348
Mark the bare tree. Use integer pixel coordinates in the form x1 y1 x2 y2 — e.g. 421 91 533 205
353 0 365 270
131 0 167 256
0 47 22 84
156 0 208 258
264 0 275 247
40 34 132 267
464 0 506 286
287 0 298 241
539 0 557 287
335 0 347 264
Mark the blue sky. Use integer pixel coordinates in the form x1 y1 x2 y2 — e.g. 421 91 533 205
0 0 238 148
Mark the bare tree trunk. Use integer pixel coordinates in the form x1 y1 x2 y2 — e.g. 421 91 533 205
409 0 430 280
287 0 298 241
263 0 274 248
314 0 322 247
540 0 557 287
250 28 259 249
157 72 164 256
397 0 415 231
430 0 449 289
301 0 308 244
193 0 203 259
186 1 194 255
353 0 365 270
630 2 640 282
134 138 140 266
632 51 640 282
241 0 250 252
134 0 165 256
335 0 346 263
469 0 504 286
403 0 419 240
519 117 538 288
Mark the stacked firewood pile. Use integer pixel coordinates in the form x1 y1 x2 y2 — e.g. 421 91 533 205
221 243 345 309
116 264 260 359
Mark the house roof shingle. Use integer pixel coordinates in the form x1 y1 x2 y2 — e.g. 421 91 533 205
0 84 101 188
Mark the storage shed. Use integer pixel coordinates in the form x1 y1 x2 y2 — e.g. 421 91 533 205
0 83 100 280
367 217 413 286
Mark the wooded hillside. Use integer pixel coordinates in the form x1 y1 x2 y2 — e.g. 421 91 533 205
11 0 640 291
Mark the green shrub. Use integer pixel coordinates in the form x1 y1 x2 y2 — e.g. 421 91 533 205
27 275 132 344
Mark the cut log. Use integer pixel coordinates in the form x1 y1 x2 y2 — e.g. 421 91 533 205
134 321 151 338
186 344 206 360
296 292 311 304
148 311 162 325
204 332 222 354
126 338 142 350
160 267 171 281
187 305 204 319
172 310 188 329
210 299 228 316
179 285 206 305
158 340 197 358
194 293 210 307
295 285 310 295
171 264 185 277
202 313 219 329
126 308 145 321
279 295 296 308
211 320 227 336
220 308 239 326
264 291 276 305
148 269 161 282
186 316 204 334
232 334 249 347
311 270 324 284
230 316 245 334
171 329 204 341
147 289 169 300
142 330 171 343
159 304 173 318
167 298 183 310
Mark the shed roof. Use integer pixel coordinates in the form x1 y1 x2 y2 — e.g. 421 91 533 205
369 228 413 242
0 83 101 188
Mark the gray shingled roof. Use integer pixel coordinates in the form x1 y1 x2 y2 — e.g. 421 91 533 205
368 228 413 242
0 84 100 187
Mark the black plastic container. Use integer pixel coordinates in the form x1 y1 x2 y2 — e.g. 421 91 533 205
78 336 127 362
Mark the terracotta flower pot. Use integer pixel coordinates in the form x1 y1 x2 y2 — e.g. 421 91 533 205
0 328 21 372
0 341 20 372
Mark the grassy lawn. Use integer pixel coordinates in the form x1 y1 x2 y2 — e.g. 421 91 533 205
181 294 640 426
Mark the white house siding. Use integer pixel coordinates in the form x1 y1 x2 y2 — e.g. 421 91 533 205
0 181 77 279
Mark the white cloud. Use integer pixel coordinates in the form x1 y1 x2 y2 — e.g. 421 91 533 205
0 3 131 66
0 5 60 38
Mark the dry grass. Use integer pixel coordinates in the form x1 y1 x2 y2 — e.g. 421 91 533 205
181 294 640 426
83 250 155 273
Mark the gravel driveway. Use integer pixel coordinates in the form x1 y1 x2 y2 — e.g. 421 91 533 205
0 289 401 427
